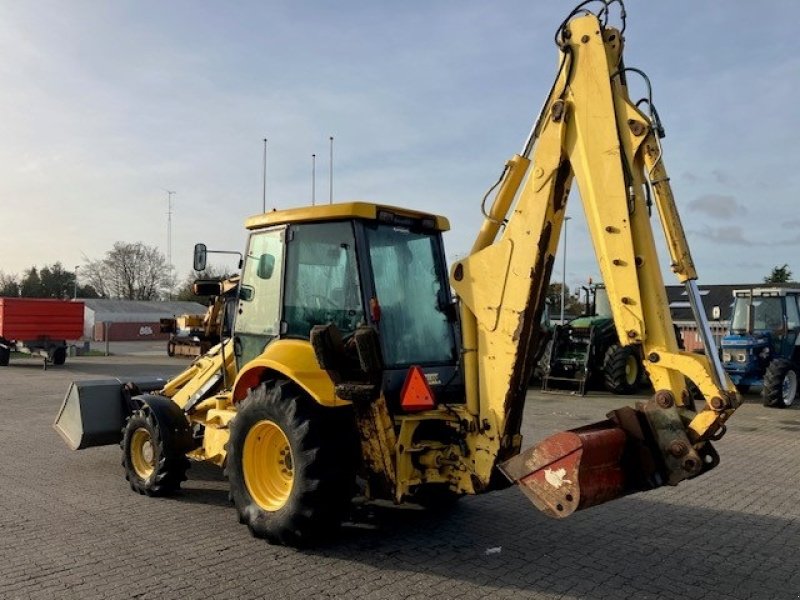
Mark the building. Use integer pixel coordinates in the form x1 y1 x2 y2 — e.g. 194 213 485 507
80 299 206 341
665 283 764 351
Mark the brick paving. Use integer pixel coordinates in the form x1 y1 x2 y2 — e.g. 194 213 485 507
1 354 799 599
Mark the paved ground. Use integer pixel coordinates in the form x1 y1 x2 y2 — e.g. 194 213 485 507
1 353 799 600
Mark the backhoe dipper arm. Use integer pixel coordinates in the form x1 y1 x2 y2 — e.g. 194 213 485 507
451 6 740 517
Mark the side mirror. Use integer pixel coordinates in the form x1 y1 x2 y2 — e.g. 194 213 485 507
257 253 275 279
193 243 207 272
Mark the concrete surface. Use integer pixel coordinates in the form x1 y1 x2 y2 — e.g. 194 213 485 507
1 356 799 599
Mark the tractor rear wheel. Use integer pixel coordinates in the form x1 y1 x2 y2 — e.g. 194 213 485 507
0 346 9 366
762 359 799 408
121 406 189 495
603 345 641 395
226 380 356 546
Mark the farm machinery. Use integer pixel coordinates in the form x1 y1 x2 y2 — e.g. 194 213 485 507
55 1 743 546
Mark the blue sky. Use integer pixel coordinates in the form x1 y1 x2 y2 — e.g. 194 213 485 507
1 1 798 292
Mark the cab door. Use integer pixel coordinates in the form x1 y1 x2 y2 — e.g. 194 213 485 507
234 226 286 368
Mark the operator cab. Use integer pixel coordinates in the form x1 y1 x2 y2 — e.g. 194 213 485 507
232 202 462 407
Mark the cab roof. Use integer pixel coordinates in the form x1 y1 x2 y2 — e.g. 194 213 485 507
245 201 450 232
733 288 800 297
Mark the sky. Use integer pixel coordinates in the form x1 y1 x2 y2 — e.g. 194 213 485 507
1 0 798 293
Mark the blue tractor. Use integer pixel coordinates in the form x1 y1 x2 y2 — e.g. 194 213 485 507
720 288 800 407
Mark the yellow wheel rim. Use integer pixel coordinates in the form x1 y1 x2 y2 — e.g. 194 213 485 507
243 419 294 512
130 427 155 480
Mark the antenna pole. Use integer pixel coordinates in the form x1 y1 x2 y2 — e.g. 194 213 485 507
329 136 334 205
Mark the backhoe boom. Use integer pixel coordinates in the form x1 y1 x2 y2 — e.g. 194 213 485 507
451 7 740 516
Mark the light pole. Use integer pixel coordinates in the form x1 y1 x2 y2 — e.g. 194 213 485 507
262 138 267 213
329 136 334 205
311 153 316 206
561 216 571 324
73 265 79 300
166 190 176 300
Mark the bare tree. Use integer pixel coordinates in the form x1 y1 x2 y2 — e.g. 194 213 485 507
83 242 171 300
176 264 233 301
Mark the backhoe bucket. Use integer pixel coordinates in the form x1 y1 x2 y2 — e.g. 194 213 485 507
499 399 720 518
54 377 167 450
499 422 628 518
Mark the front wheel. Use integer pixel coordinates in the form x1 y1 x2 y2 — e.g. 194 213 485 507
763 359 799 408
226 380 356 546
603 345 641 395
121 406 189 495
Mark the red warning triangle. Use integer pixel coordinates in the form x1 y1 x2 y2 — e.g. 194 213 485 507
400 365 436 412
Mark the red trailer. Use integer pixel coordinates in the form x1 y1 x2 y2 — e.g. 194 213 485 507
0 298 84 366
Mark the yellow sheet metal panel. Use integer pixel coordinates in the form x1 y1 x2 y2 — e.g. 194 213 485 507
244 201 449 231
163 341 237 410
232 339 345 408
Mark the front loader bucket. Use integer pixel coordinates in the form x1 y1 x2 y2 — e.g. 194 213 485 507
54 377 167 450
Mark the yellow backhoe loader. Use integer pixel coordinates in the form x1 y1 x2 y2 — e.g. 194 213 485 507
55 1 741 546
160 277 240 357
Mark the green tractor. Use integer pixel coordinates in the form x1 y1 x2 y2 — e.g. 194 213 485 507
541 283 643 395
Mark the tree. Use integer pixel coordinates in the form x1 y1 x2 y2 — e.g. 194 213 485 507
20 267 42 297
38 263 75 298
176 265 233 302
0 271 20 297
547 283 584 320
76 284 101 299
764 264 793 284
83 242 171 300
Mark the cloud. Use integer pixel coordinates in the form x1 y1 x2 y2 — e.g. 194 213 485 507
781 218 800 230
690 225 755 246
687 194 746 219
711 169 734 185
682 171 700 183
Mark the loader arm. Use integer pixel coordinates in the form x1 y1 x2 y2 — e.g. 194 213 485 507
450 6 739 515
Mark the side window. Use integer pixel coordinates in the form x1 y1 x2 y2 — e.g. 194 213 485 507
237 228 285 338
787 296 800 330
283 222 364 338
367 226 455 367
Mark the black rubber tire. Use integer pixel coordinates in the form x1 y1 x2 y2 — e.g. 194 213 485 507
0 347 9 366
52 346 67 366
226 380 356 546
762 359 799 408
121 406 189 496
603 344 641 395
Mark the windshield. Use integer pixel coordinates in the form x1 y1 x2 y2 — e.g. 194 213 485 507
594 286 611 318
366 224 455 367
730 295 784 333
